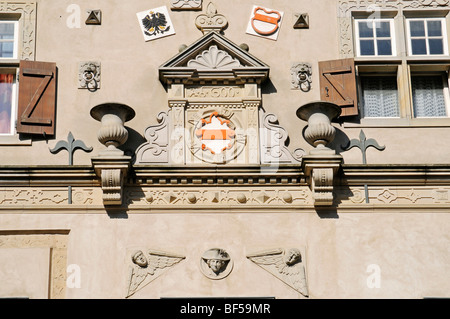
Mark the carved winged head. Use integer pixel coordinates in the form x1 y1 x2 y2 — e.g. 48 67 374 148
284 248 302 266
132 250 148 268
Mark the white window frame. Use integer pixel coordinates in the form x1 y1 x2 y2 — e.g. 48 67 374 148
0 69 18 136
354 18 397 57
410 72 450 118
358 73 401 119
406 17 449 56
0 20 19 60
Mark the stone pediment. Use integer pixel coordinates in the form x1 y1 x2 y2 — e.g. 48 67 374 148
159 31 270 85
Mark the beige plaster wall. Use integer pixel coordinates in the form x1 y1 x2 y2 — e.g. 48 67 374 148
1 0 450 300
0 211 449 298
1 0 449 164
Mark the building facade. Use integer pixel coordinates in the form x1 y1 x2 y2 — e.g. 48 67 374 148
0 0 450 299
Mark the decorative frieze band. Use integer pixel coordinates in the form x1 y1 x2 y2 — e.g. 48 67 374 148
1 186 450 209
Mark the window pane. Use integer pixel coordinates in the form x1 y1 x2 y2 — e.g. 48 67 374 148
362 76 399 118
0 42 14 58
360 39 375 55
411 39 427 55
358 21 374 38
410 20 425 37
377 40 392 55
412 76 447 117
427 20 442 36
375 21 391 37
428 38 444 54
0 23 15 39
0 74 14 134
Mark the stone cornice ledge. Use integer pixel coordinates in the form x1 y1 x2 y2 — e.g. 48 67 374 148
1 164 450 187
0 165 98 187
341 164 450 186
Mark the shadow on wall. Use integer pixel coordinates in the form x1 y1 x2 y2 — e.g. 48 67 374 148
120 126 146 163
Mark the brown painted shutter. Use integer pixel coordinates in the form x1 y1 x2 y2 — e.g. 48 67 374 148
17 60 57 135
319 58 358 117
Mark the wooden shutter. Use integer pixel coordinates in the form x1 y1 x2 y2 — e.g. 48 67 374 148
319 58 358 117
17 60 57 135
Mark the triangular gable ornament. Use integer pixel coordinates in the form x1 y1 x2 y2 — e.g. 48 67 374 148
85 10 101 25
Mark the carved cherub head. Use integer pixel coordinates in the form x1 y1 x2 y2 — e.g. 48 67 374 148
202 249 230 275
132 250 148 268
284 248 302 266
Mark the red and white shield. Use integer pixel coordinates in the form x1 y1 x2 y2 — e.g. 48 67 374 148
195 112 236 155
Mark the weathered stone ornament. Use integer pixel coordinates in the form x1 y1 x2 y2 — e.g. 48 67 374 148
91 103 135 206
260 113 304 164
135 111 170 164
126 249 185 298
137 6 175 41
246 5 284 40
247 248 309 297
78 61 101 91
200 248 233 280
195 2 228 34
171 0 202 11
291 63 312 92
297 101 344 206
85 10 101 25
293 13 309 29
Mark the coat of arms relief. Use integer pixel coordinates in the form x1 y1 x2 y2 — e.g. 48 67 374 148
135 27 303 166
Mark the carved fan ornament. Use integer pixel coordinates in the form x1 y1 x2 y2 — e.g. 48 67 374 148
187 45 241 69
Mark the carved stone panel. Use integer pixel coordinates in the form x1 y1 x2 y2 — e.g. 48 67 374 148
171 0 202 11
135 112 170 164
247 248 308 297
126 249 185 298
0 232 69 299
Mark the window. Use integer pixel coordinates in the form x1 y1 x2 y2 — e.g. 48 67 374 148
0 21 18 59
355 19 396 57
407 18 448 56
361 75 399 118
0 71 17 135
411 74 449 117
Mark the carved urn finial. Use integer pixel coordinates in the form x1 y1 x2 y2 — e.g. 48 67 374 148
195 2 228 34
296 101 341 154
90 103 135 156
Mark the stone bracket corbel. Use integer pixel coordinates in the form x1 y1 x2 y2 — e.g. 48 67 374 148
92 157 131 206
302 154 343 206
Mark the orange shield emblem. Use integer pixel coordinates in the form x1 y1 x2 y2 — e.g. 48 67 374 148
195 112 236 155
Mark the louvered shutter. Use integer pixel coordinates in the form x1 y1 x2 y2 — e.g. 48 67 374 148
16 60 57 135
319 58 358 117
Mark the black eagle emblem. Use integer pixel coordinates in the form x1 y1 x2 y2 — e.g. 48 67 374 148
142 11 170 37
